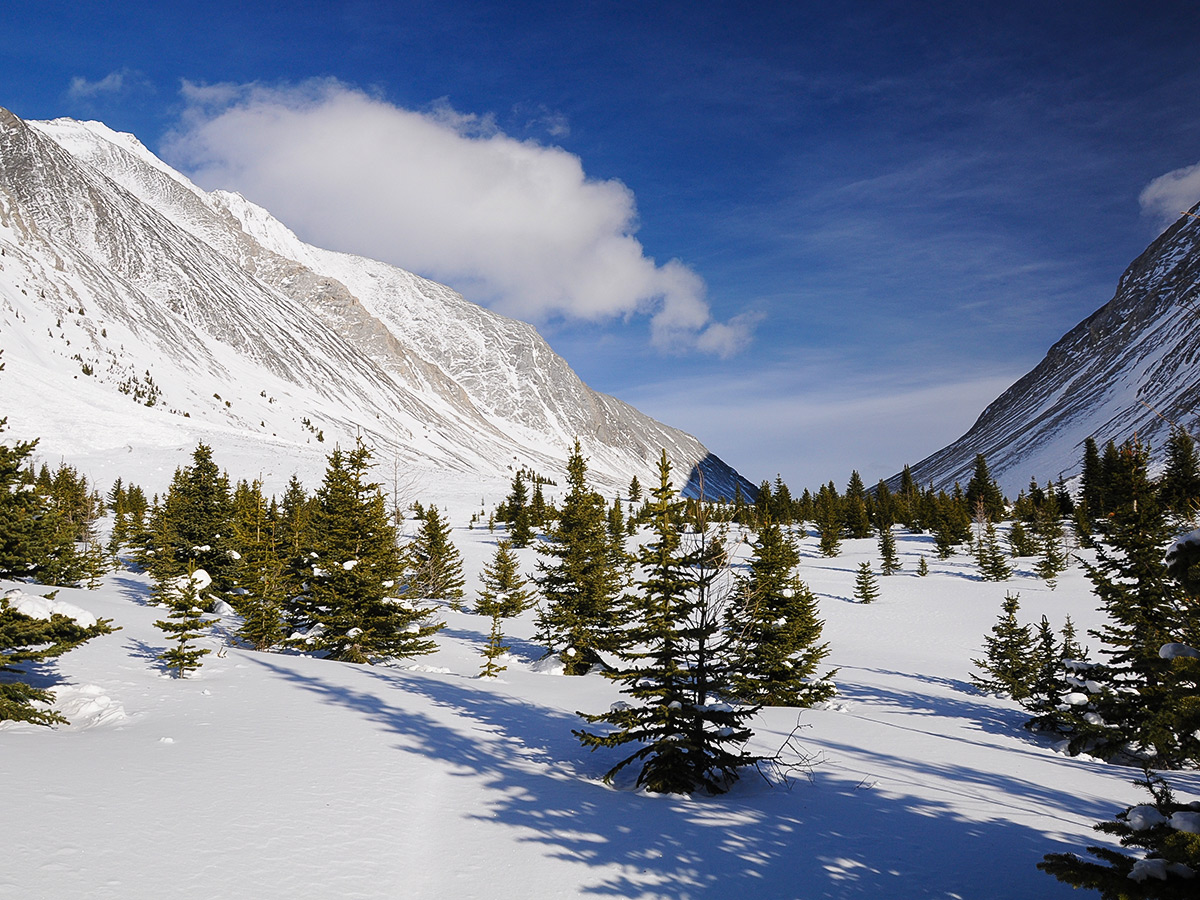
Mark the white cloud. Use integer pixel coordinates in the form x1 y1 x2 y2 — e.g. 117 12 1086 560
164 79 751 354
1140 161 1200 229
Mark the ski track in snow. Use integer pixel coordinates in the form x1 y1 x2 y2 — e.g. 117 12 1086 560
6 515 1196 900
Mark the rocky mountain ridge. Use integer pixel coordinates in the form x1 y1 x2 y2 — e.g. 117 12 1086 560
0 107 752 500
902 206 1200 496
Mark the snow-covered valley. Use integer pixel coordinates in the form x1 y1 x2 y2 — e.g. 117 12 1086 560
5 496 1192 900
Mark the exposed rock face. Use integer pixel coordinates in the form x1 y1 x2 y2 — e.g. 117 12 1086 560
902 209 1200 495
0 108 752 498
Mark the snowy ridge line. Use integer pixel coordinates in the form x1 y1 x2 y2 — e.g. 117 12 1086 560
901 206 1200 496
0 107 754 501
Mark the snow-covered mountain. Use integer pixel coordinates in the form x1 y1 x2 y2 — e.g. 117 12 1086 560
0 107 752 500
901 208 1200 496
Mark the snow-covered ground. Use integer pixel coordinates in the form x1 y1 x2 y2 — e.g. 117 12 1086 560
6 481 1196 900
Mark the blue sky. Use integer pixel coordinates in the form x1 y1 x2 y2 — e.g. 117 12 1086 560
6 1 1200 491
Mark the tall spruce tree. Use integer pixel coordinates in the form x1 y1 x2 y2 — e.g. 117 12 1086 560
843 471 872 539
971 592 1036 700
1068 439 1199 766
1079 436 1106 523
291 440 442 663
229 479 287 651
534 440 626 674
815 482 842 557
965 454 1006 522
141 443 237 602
505 471 533 548
576 451 760 794
1159 426 1200 518
878 525 901 575
407 505 465 609
1033 502 1069 588
725 520 835 706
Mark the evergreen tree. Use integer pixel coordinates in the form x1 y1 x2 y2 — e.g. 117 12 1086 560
529 480 549 529
407 505 465 608
476 540 532 677
505 471 532 548
878 526 901 575
140 444 237 602
976 520 1012 582
153 566 215 678
1159 426 1200 517
1079 436 1106 522
843 471 872 539
291 440 442 663
1 590 115 724
873 480 897 530
276 475 315 604
576 451 761 794
534 440 625 674
897 464 920 529
725 520 835 706
965 454 1006 522
930 491 971 558
628 475 642 504
815 482 842 557
1007 519 1037 557
771 475 795 525
916 555 929 577
1033 503 1070 588
1068 439 1199 766
229 479 287 651
971 592 1036 700
853 561 880 603
1040 769 1200 898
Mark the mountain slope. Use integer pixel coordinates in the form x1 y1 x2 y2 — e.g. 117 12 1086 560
901 210 1200 496
0 108 751 499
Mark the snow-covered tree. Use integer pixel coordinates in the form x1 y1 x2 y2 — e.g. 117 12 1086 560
1 589 115 723
290 440 442 664
153 566 214 679
1040 769 1200 897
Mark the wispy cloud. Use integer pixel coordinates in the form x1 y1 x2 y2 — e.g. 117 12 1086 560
1140 161 1200 231
67 68 151 102
164 79 754 355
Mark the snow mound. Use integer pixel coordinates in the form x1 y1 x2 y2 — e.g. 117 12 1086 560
530 655 566 675
2 588 99 628
50 684 128 729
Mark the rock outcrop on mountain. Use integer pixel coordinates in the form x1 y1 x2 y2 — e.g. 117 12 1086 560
902 207 1200 496
0 107 752 499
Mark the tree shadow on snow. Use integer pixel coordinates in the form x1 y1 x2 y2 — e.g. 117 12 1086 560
245 655 1100 899
111 574 154 606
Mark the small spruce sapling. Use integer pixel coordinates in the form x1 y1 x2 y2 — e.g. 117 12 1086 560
853 562 879 603
153 567 214 679
476 541 532 677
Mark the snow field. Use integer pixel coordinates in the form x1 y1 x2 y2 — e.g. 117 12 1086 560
5 514 1199 899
